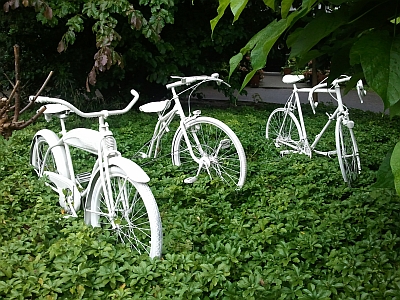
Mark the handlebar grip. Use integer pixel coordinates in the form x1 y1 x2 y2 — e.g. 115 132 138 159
29 95 52 103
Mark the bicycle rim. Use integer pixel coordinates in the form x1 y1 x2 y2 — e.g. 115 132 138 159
336 116 360 185
266 108 303 151
87 166 162 258
171 116 247 188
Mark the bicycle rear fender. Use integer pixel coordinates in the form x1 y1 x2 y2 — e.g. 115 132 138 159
171 115 200 156
31 129 70 178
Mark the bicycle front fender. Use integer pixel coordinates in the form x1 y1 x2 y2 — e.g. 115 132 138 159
89 156 150 185
109 156 150 183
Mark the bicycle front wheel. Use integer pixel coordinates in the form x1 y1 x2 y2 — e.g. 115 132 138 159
266 108 303 152
171 116 247 188
336 115 361 185
86 166 162 258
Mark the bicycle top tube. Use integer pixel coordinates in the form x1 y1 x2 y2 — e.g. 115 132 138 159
29 89 140 119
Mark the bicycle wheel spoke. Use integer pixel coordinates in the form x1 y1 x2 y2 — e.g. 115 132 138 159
172 117 246 188
87 166 162 257
336 116 360 185
266 108 303 154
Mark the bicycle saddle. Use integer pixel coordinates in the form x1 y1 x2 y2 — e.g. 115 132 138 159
41 103 70 115
282 75 305 84
139 100 171 113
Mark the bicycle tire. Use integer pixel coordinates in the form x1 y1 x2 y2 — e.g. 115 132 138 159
171 116 247 188
266 108 303 152
336 115 361 185
85 166 163 258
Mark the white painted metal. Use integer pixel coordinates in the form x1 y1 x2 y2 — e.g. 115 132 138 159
136 73 247 188
266 75 364 185
30 89 162 257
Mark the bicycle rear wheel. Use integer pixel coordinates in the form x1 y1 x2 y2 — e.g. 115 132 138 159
86 166 162 258
336 115 361 185
171 116 247 188
266 108 303 152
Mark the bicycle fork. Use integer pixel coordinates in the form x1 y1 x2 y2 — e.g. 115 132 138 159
96 119 125 228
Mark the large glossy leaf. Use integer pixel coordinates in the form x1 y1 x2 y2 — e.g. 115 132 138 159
281 0 294 19
263 0 276 11
230 19 287 89
391 142 400 196
229 53 243 78
231 0 249 23
210 0 230 34
373 150 394 191
289 10 348 58
351 30 400 114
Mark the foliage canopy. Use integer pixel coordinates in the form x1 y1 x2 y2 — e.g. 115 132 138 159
211 0 400 195
1 0 276 104
211 0 400 116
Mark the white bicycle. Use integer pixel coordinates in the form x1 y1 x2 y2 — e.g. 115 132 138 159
266 74 366 185
135 73 247 188
29 90 162 258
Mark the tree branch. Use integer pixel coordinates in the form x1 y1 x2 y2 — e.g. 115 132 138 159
20 71 53 114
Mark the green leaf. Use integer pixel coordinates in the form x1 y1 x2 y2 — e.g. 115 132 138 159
391 142 400 196
231 0 249 23
233 19 287 89
210 0 230 35
281 0 294 19
372 149 395 189
263 0 275 11
351 30 400 112
290 10 348 58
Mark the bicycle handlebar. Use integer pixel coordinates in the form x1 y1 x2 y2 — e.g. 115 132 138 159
307 75 365 113
166 73 230 89
30 89 140 118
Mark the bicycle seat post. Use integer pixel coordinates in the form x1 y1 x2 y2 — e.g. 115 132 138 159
170 87 186 120
59 116 68 135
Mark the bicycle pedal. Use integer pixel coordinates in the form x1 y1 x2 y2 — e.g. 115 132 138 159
137 152 148 158
184 176 198 184
220 139 231 149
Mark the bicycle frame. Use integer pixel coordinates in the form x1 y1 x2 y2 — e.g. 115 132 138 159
143 83 209 165
285 81 348 157
31 90 149 218
35 112 119 217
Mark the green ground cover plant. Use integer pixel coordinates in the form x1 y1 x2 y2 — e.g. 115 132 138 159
0 101 400 299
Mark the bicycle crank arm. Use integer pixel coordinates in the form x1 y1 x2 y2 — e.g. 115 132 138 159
183 157 212 184
214 139 231 156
